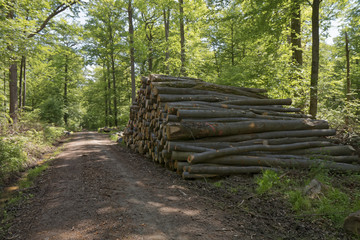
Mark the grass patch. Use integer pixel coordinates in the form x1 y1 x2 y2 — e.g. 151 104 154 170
18 164 49 189
255 169 360 229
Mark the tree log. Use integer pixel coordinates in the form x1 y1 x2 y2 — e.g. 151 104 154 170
187 165 278 175
188 141 334 164
171 151 196 161
194 129 336 142
222 98 292 106
285 145 356 156
157 94 239 103
194 155 360 172
166 119 329 140
177 109 256 119
149 74 202 82
182 172 218 179
167 142 213 152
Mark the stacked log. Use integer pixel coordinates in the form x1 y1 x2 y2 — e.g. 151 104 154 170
124 74 360 179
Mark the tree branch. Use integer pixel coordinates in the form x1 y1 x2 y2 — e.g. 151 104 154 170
28 1 79 38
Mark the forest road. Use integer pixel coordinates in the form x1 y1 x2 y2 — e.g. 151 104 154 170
8 132 244 240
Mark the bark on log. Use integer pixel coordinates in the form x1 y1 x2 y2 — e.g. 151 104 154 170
157 94 238 103
166 119 329 140
222 98 292 106
194 129 336 142
167 142 214 152
150 74 202 82
188 141 334 164
171 151 196 161
177 109 256 119
187 165 278 175
182 172 218 179
285 145 356 156
167 137 328 152
194 155 360 172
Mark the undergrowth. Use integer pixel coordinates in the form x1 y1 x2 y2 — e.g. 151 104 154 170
0 123 65 186
256 169 360 229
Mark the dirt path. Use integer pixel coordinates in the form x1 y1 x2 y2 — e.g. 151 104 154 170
4 132 353 240
6 132 244 240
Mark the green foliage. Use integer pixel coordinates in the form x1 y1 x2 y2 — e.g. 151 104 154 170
43 126 65 143
18 163 49 189
39 97 64 126
0 123 64 184
213 180 223 188
287 190 311 211
255 170 281 194
0 138 27 182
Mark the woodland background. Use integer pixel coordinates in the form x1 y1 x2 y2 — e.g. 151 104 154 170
0 0 359 131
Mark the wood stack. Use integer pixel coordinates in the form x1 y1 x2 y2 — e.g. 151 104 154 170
124 74 360 179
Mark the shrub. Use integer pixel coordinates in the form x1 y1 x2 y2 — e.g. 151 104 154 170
0 138 26 183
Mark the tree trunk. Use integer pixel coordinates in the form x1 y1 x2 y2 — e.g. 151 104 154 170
179 0 186 76
128 0 136 103
103 62 109 126
309 0 320 118
18 56 24 109
64 55 68 126
230 22 235 66
106 60 112 119
111 50 118 127
3 70 6 108
163 8 170 74
9 63 18 123
345 31 351 124
22 56 26 108
291 0 303 65
345 31 350 100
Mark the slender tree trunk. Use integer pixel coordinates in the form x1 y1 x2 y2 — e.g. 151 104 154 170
164 8 170 74
111 53 118 127
345 31 351 125
128 0 136 103
146 25 153 72
22 56 26 107
103 62 108 126
291 0 302 66
106 60 112 119
7 4 18 123
179 0 186 76
309 0 321 118
345 32 350 101
18 56 25 109
3 70 6 108
64 55 68 126
230 23 235 66
9 64 18 123
107 15 118 126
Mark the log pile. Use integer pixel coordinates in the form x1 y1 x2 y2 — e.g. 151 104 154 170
124 74 360 179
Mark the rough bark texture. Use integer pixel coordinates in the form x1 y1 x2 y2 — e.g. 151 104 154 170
179 0 186 76
309 0 320 118
166 119 329 140
128 0 136 103
163 8 170 73
291 0 303 66
22 56 26 107
9 63 18 123
64 55 68 126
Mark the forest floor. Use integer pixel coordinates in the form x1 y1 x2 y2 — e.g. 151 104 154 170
1 132 356 240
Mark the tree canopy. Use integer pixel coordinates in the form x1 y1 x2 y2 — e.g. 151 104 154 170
0 0 359 130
